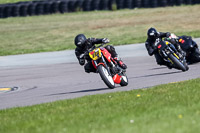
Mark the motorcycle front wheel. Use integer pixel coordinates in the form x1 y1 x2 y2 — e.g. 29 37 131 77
98 65 115 89
168 54 187 72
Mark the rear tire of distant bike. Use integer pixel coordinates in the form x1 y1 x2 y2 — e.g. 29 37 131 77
120 74 128 86
168 54 187 72
98 65 115 89
193 47 200 61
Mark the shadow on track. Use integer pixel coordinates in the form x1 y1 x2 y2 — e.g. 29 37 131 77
129 71 182 79
150 66 167 70
46 87 110 96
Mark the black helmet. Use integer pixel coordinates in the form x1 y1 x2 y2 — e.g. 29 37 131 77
147 27 158 39
74 34 87 47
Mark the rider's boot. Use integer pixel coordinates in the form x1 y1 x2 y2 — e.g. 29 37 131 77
114 56 127 69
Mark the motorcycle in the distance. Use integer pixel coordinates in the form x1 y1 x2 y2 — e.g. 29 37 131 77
167 33 200 64
80 43 128 89
155 37 189 71
177 36 200 64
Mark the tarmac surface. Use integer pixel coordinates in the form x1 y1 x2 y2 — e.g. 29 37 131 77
0 38 200 110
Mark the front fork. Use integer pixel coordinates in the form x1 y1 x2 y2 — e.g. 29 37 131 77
161 48 178 64
170 44 185 60
165 48 185 65
95 56 112 76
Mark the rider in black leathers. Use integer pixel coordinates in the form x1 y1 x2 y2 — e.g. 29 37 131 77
75 34 127 73
145 27 184 68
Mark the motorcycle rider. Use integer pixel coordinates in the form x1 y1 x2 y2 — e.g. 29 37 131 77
74 34 127 73
145 27 184 69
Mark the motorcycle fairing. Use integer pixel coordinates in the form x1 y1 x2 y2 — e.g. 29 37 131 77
158 41 180 60
179 38 185 44
92 60 97 69
91 47 112 69
92 60 106 69
100 48 112 63
89 48 102 61
157 41 168 51
113 74 122 84
178 36 195 51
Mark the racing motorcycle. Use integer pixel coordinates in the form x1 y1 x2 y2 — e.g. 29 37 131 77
155 38 189 71
177 36 200 64
80 43 128 89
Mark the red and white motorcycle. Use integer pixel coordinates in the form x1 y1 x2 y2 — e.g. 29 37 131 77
81 43 128 89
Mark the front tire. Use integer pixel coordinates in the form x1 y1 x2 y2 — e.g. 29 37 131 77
183 60 189 71
98 65 115 89
168 54 187 72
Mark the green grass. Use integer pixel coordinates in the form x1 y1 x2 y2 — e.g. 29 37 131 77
0 78 200 133
0 5 200 55
0 0 33 4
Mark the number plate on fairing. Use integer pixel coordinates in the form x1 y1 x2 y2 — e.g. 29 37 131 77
89 48 101 60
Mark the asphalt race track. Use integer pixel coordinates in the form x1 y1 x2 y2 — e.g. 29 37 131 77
0 38 200 110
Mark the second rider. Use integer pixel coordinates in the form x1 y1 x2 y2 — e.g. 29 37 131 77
145 27 184 69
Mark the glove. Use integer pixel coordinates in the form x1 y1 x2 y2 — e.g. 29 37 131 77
102 38 110 44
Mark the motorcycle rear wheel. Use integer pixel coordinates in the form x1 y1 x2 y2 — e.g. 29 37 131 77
193 47 200 61
98 65 115 89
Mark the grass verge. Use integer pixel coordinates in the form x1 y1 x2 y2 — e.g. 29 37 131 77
0 5 200 55
0 78 200 133
0 0 32 4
